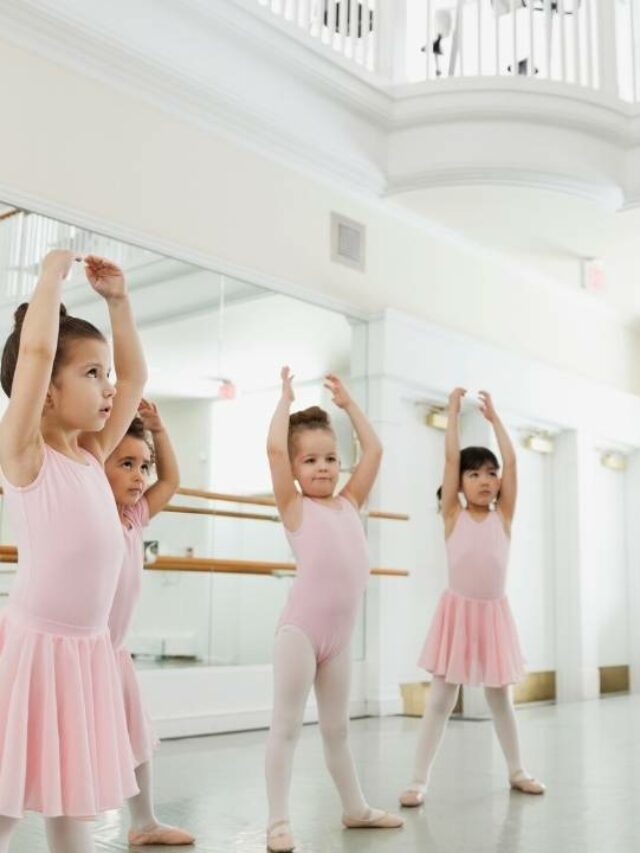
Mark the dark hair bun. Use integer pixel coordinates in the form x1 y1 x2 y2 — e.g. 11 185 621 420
13 303 29 329
126 416 147 440
289 406 330 428
13 302 67 332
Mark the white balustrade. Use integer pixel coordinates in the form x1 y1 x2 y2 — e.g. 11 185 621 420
254 0 640 100
256 0 378 69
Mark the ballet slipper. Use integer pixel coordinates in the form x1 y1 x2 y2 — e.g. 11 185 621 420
266 820 295 852
128 823 195 846
509 773 546 795
399 788 425 808
342 810 404 829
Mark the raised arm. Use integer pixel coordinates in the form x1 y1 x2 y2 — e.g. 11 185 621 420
326 374 382 510
440 387 466 523
0 250 76 486
267 367 301 530
138 400 180 519
80 256 147 461
479 390 517 523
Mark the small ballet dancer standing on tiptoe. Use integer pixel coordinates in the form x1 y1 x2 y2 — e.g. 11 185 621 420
0 251 147 853
104 400 195 847
264 367 403 853
399 388 545 808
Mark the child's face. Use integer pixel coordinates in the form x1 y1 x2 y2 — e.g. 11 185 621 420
461 463 501 508
46 338 115 431
291 429 340 499
105 435 152 506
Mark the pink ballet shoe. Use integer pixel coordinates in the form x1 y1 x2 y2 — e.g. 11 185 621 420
342 809 404 829
267 820 295 852
128 823 195 846
509 773 546 795
399 788 425 808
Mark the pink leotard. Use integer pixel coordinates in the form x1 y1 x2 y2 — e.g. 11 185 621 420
0 444 138 818
278 495 369 664
108 496 156 766
419 509 525 687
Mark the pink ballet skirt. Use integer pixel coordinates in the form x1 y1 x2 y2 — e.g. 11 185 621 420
418 510 525 688
109 498 157 767
0 608 139 818
0 446 139 817
115 649 157 767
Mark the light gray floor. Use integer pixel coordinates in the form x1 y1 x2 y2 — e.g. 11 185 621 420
9 694 640 852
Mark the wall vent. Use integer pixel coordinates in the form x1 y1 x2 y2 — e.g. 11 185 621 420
331 213 366 272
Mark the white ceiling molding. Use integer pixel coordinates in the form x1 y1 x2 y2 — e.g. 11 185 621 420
386 166 625 210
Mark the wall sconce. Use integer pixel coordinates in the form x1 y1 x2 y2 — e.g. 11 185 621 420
425 409 448 431
601 451 627 471
522 433 554 454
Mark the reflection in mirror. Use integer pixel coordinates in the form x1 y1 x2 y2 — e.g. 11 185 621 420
0 203 365 670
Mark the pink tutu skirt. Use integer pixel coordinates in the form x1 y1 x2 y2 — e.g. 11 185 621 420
0 607 139 818
115 648 157 767
418 589 526 687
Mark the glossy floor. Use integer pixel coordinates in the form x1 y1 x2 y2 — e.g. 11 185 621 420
10 694 640 852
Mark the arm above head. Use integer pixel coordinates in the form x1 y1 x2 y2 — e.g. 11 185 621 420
267 367 301 529
80 256 148 462
0 250 76 486
139 400 180 519
439 387 466 522
478 391 517 522
327 375 383 510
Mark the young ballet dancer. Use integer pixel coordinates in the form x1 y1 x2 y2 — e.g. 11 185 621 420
105 400 194 847
398 387 545 808
0 251 147 853
264 367 403 853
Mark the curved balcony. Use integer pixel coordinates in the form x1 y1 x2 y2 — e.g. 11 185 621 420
250 0 640 206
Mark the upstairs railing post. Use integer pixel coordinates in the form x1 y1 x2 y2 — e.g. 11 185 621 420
374 0 409 82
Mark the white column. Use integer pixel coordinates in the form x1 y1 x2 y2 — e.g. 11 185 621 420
595 0 619 96
374 0 409 83
625 450 640 693
553 429 600 702
352 319 414 715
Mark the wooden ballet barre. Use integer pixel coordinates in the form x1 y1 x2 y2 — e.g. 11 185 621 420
145 555 409 577
2 485 408 520
165 505 280 522
0 547 408 577
176 487 409 521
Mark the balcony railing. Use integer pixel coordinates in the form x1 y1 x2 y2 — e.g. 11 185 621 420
254 0 640 101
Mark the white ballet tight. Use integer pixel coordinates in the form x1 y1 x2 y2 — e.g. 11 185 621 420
44 817 96 853
0 815 96 853
0 817 17 853
408 676 526 790
265 626 375 827
128 760 159 831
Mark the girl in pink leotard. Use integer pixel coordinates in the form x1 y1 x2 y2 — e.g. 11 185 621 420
0 251 146 853
104 401 194 847
264 367 403 853
398 388 545 809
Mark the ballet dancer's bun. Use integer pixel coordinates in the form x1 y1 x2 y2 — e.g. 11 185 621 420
289 406 330 429
288 406 334 454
